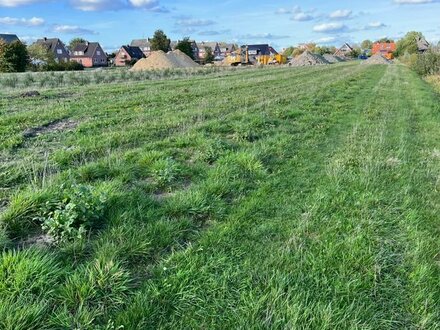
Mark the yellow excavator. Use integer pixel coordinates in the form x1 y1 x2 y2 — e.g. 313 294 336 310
224 46 251 66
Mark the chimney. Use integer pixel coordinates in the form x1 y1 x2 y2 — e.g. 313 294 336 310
44 37 47 41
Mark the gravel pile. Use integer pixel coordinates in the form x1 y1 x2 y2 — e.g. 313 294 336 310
131 50 198 71
361 54 392 65
289 51 330 66
323 54 344 63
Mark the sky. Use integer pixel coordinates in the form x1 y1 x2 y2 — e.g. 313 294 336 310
0 0 439 52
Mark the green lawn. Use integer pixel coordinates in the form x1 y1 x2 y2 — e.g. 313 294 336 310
1 63 439 329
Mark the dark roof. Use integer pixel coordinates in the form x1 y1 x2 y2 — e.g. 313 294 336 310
268 46 278 55
72 42 102 57
0 34 20 44
35 38 62 52
246 44 271 56
121 45 144 59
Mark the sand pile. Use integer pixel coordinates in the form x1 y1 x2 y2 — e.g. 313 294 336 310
169 49 199 68
131 50 198 71
289 51 330 66
323 54 344 63
361 54 392 65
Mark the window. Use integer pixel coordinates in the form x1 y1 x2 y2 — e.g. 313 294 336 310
57 49 63 54
97 50 101 56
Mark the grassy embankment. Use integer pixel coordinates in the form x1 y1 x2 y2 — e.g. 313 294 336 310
1 62 439 329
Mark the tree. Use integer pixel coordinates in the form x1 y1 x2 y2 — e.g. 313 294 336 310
0 40 29 72
315 46 336 55
361 40 373 50
28 43 55 64
348 48 361 58
395 31 424 57
149 30 171 52
375 38 394 43
69 37 86 50
283 47 295 57
175 37 195 60
204 47 214 63
292 48 304 57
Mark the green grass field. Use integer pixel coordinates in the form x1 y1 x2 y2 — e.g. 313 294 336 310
1 62 440 329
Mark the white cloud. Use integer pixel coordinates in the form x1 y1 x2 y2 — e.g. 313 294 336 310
313 22 347 33
238 33 290 40
292 12 314 21
365 21 387 29
329 9 352 19
316 36 337 43
52 24 97 34
0 16 44 26
394 0 437 3
175 18 215 27
0 0 45 7
290 6 318 21
69 0 166 11
275 8 292 14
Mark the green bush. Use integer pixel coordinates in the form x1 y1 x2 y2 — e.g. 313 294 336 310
410 51 440 76
44 61 84 72
38 184 107 243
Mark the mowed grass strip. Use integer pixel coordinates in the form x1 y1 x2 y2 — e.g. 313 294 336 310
0 63 439 329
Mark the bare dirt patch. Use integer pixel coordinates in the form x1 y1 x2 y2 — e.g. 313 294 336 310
19 233 54 248
20 90 41 98
23 119 78 138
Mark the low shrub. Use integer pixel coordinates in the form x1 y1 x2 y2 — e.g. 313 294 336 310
408 51 440 76
38 184 108 243
43 61 84 72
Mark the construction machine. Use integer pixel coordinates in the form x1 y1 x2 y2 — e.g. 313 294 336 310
224 45 287 66
224 46 251 66
255 54 287 65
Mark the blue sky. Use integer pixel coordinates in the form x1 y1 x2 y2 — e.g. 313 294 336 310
0 0 439 52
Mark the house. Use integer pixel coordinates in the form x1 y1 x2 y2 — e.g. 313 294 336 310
70 42 108 67
113 45 144 66
0 34 20 44
198 42 221 59
34 37 70 63
372 42 396 59
218 43 236 57
417 37 430 53
131 39 152 57
334 43 353 57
